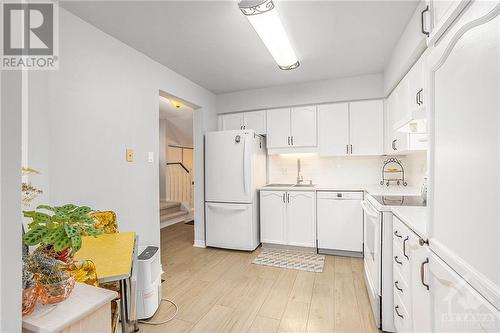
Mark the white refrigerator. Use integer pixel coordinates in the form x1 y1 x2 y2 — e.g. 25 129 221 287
205 130 266 251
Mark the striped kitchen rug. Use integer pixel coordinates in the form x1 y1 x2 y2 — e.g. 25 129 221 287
253 248 325 273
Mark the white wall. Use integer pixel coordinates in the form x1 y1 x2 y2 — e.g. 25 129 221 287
216 73 384 113
383 1 427 95
27 9 217 247
268 152 427 188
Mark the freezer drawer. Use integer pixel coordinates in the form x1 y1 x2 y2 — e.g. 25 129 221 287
205 202 259 251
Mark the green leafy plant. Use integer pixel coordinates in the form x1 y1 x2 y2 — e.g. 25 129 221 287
23 204 102 253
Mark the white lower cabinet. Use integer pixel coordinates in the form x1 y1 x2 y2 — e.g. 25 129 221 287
317 191 363 254
259 191 286 245
393 216 432 333
429 251 500 333
260 190 316 248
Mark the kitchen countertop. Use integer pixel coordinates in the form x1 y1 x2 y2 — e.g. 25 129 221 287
391 206 428 240
259 183 421 196
23 282 117 333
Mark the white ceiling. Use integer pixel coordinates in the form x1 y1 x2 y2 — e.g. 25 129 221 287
61 1 418 94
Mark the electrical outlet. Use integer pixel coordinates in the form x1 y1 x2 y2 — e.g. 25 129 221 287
126 149 134 162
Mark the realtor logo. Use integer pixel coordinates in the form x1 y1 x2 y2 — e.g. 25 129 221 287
1 2 58 69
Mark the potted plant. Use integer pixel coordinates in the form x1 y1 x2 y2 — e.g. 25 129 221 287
22 255 37 316
23 204 102 262
33 254 76 305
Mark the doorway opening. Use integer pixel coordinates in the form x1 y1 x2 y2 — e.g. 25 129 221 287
158 92 195 230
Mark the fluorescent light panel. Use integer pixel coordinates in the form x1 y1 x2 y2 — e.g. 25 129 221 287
239 0 299 70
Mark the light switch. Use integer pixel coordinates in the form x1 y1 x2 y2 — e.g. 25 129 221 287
126 149 134 162
148 152 154 163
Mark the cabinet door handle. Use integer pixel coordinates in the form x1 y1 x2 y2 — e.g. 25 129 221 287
394 280 403 292
287 193 290 203
291 136 294 145
394 256 403 265
403 236 409 259
395 306 404 319
421 258 430 290
282 193 285 203
394 230 402 238
350 145 353 154
346 145 349 154
421 5 430 37
288 136 291 145
392 139 397 151
418 88 424 105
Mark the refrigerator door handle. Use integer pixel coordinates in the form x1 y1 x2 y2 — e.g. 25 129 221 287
207 204 249 212
242 134 250 196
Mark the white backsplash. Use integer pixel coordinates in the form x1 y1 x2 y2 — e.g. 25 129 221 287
268 151 427 187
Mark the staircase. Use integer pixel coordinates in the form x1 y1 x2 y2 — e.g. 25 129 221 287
160 200 190 228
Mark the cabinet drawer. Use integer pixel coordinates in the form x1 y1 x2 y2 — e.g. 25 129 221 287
393 240 410 281
393 266 411 312
394 289 411 333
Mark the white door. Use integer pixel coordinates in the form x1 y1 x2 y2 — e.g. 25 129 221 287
428 1 500 310
408 239 432 333
317 192 363 252
349 100 384 155
318 103 349 156
260 191 286 245
243 110 266 134
290 106 317 147
205 203 256 251
286 191 315 248
266 108 290 148
221 113 244 130
205 131 253 203
429 251 500 332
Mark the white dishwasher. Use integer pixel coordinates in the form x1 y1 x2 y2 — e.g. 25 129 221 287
317 191 364 257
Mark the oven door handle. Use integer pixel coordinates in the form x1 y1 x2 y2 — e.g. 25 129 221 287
361 201 379 218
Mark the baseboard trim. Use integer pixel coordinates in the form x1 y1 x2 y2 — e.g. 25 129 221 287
193 240 206 248
318 248 363 258
160 215 187 229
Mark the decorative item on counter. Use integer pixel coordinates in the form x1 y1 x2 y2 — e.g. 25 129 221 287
33 254 75 305
22 255 38 316
380 158 407 186
23 204 102 262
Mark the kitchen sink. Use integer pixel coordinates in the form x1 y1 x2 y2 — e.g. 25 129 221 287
263 184 294 187
292 184 316 187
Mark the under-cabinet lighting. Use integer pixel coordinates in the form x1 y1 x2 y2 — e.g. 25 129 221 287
238 0 299 70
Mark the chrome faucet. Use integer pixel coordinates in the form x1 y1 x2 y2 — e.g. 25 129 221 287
296 158 304 184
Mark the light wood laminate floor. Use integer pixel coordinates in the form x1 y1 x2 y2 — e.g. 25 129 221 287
137 223 381 333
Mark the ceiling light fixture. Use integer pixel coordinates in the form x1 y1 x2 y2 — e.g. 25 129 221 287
170 100 183 109
238 0 299 70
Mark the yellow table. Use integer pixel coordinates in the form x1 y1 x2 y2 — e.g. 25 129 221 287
75 232 136 283
75 232 138 333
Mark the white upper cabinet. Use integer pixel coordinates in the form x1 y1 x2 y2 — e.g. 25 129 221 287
266 106 317 149
290 106 317 147
266 108 290 148
318 103 349 156
243 110 266 134
219 111 266 134
349 100 384 156
426 0 471 45
220 113 244 131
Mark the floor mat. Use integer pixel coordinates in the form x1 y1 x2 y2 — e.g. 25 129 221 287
252 248 325 273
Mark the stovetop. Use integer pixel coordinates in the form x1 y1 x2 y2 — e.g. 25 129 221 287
371 195 426 207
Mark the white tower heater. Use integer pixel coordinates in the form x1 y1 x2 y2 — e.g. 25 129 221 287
136 246 162 319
